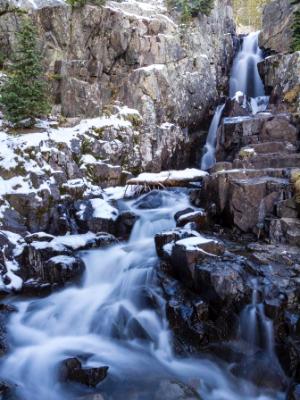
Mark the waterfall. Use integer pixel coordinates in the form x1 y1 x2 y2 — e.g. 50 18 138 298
200 31 268 171
201 104 225 171
239 281 275 358
229 32 265 98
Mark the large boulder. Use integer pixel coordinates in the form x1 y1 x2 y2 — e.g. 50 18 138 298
60 357 108 387
19 240 85 290
75 198 119 234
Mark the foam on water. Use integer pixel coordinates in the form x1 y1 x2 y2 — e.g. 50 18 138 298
0 190 284 400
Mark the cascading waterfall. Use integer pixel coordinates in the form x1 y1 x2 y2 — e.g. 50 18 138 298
201 104 225 171
239 281 275 358
200 31 269 171
229 32 265 98
0 190 284 400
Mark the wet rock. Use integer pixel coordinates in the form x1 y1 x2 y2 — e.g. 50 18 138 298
48 203 78 236
0 304 17 356
277 198 299 219
216 114 298 163
231 351 287 391
223 94 251 117
0 380 12 398
270 218 300 246
20 240 85 287
154 379 202 400
5 189 60 233
44 255 85 285
60 357 108 387
288 384 300 400
169 236 225 288
260 117 298 145
134 190 168 210
175 210 207 230
193 259 246 304
154 229 199 259
75 199 118 234
116 211 138 239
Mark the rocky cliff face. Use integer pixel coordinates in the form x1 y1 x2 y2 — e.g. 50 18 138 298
1 0 235 172
259 0 298 54
258 0 300 115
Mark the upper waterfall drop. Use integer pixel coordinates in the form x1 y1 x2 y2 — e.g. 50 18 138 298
200 31 268 171
229 31 265 98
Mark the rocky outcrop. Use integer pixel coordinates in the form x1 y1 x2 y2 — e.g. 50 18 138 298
0 0 235 171
258 52 300 114
155 220 300 387
60 357 108 387
259 0 299 53
195 96 300 240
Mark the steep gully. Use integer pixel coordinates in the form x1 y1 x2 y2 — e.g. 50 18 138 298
0 34 286 399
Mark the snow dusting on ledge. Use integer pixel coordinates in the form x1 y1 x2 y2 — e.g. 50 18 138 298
127 168 208 187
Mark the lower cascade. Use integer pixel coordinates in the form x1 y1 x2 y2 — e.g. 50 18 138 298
0 190 285 399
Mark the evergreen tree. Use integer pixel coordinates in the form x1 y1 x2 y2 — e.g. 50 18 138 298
291 0 300 51
0 18 50 126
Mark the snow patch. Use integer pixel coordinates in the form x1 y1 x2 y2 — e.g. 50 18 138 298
90 198 119 221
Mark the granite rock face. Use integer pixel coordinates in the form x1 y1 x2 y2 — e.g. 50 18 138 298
259 0 299 54
258 52 300 115
0 0 235 171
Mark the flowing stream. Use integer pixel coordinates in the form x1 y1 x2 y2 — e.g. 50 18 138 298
0 31 285 400
0 190 284 400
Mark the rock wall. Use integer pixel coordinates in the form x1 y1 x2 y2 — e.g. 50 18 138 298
258 0 300 115
0 0 235 171
259 0 299 54
259 51 300 114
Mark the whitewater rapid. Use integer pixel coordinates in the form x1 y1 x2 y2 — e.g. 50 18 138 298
0 189 284 400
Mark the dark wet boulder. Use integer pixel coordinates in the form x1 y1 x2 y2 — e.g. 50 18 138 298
175 210 207 230
0 304 17 356
60 357 108 387
19 239 85 291
169 236 225 288
154 379 203 400
0 380 12 398
116 210 138 238
154 229 198 258
193 259 247 305
48 203 78 236
231 351 287 391
44 256 85 285
288 384 300 400
74 199 118 234
134 190 170 210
